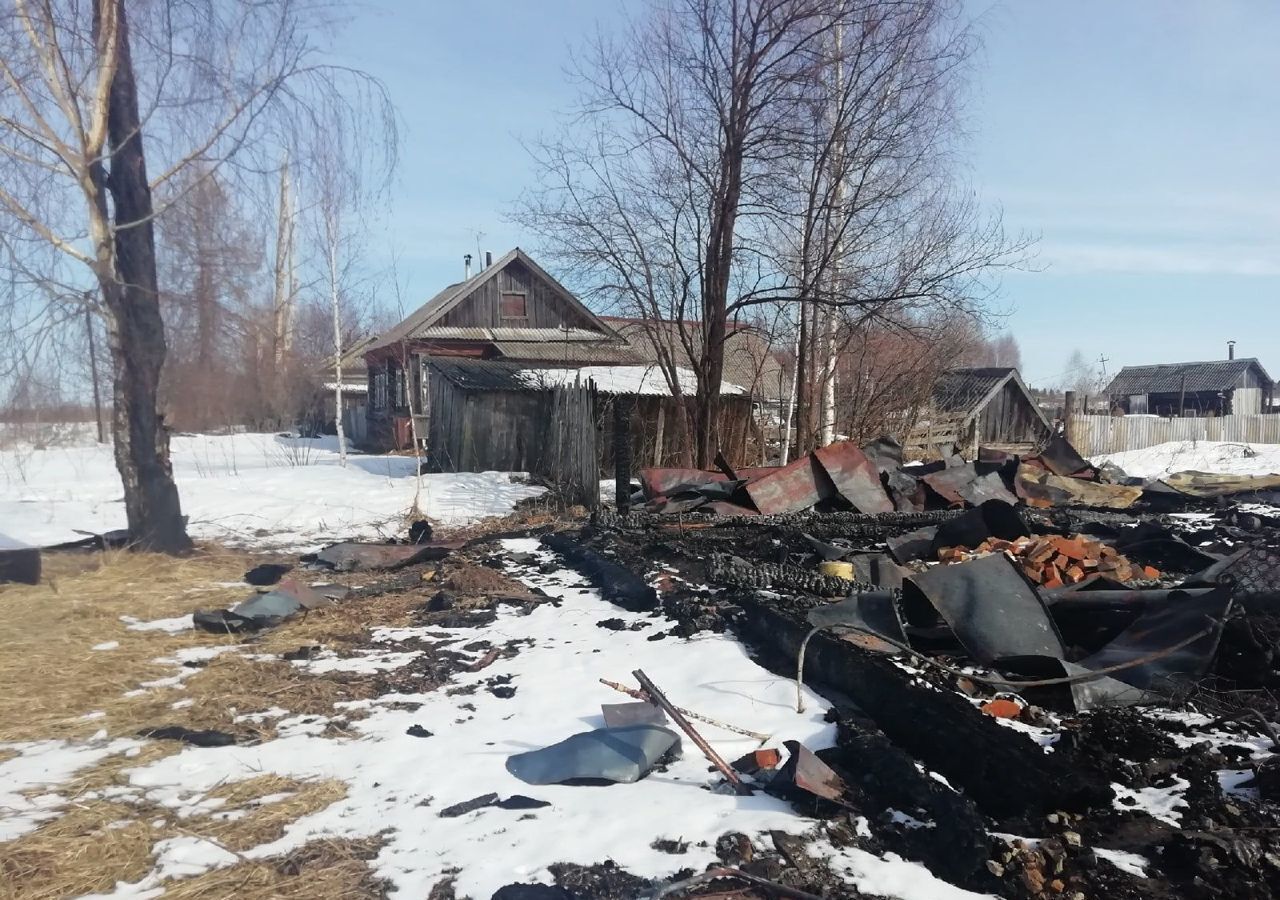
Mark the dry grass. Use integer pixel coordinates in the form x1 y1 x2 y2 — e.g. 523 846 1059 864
0 544 424 899
0 546 258 742
0 773 361 900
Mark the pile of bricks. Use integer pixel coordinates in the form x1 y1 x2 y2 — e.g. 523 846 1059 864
938 534 1159 588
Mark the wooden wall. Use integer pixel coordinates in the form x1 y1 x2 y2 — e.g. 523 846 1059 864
426 379 548 472
974 381 1051 448
437 260 600 332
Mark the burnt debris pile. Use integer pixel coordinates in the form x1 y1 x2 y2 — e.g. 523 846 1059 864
552 436 1280 898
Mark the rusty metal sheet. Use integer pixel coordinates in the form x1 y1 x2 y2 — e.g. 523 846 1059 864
744 454 833 515
779 740 848 802
1015 466 1143 510
906 553 1064 664
921 464 977 505
639 468 727 498
812 442 894 514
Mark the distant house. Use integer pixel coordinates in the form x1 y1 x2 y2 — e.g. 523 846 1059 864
320 336 376 444
1104 358 1274 416
925 367 1052 454
362 248 765 468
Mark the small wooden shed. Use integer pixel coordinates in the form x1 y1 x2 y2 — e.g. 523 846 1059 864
927 367 1052 456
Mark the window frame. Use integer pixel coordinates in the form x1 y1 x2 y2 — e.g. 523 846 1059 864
500 290 528 321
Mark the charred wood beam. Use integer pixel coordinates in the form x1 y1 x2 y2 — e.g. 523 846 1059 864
734 593 1114 820
540 533 658 611
594 508 971 531
707 554 875 597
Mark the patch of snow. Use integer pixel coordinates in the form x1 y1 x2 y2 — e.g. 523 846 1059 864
232 707 288 724
170 699 195 710
92 641 120 651
81 711 107 721
0 737 141 841
1093 440 1280 479
118 537 837 898
295 649 422 674
120 615 194 634
888 810 932 829
809 839 997 900
0 431 545 550
1218 768 1258 798
1111 777 1189 826
1096 848 1150 877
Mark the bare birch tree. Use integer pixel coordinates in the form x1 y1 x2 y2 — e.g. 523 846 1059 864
0 0 396 550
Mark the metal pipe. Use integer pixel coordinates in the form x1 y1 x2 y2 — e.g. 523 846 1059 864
631 669 751 795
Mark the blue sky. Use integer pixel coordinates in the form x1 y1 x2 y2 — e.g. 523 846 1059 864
341 1 1279 388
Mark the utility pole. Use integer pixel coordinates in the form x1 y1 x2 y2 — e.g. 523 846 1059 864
84 296 105 443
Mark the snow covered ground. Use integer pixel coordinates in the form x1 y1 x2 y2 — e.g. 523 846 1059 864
0 431 545 549
0 539 1001 899
1093 440 1280 479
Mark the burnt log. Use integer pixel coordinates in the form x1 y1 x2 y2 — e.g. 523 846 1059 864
735 594 1113 820
540 533 657 611
819 712 994 885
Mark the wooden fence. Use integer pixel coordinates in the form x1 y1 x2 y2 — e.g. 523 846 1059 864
532 382 600 510
1069 414 1280 457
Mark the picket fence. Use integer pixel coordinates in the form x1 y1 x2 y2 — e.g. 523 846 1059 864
1069 414 1280 457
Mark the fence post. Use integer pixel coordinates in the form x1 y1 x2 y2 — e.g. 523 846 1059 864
1063 391 1076 445
614 396 633 513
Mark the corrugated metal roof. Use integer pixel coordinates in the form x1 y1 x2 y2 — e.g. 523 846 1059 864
931 367 1016 414
427 357 748 397
605 319 788 400
491 340 644 365
417 326 607 342
1104 358 1273 395
428 358 535 392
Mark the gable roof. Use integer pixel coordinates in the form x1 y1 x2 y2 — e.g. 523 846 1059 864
1104 358 1273 396
369 248 617 351
932 367 1051 429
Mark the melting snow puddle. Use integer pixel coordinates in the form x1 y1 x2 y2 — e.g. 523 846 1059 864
93 537 840 898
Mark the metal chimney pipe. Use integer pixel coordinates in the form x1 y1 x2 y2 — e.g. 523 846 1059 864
464 254 472 279
1228 340 1236 360
485 250 493 269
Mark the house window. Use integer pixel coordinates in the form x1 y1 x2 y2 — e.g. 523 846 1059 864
500 291 527 319
372 371 388 410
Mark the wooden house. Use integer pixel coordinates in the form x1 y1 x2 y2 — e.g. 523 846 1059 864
362 248 760 470
1104 357 1274 416
922 367 1052 456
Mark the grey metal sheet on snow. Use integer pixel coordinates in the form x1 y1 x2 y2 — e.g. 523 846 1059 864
505 725 682 785
907 554 1064 664
601 702 668 729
